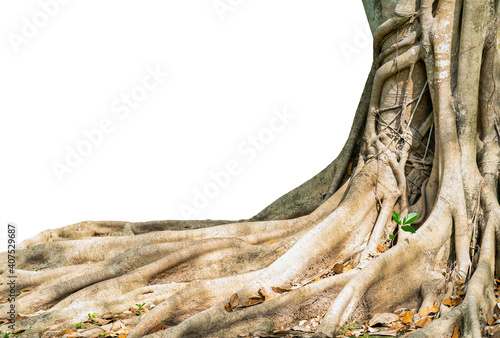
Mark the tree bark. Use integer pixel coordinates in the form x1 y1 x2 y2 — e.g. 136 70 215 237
2 0 500 337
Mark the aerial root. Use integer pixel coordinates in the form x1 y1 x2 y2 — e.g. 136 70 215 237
359 194 398 262
315 200 453 337
127 271 263 337
8 184 348 274
6 237 280 317
1 283 190 337
412 184 498 337
144 271 357 338
365 45 422 150
133 171 382 337
7 218 302 272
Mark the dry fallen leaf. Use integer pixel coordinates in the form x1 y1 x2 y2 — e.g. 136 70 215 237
368 313 400 326
344 264 354 272
267 240 278 245
333 263 344 274
377 245 387 252
230 293 239 308
241 297 264 307
314 277 323 282
259 287 281 301
452 323 460 338
92 317 111 325
347 162 353 175
345 328 365 337
271 286 291 294
415 316 432 328
273 329 290 334
226 293 240 312
443 298 461 307
486 325 500 336
419 305 439 317
400 311 414 324
494 303 500 315
489 316 496 325
55 329 77 337
151 324 171 333
388 322 404 331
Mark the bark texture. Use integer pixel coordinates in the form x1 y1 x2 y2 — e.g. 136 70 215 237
2 0 500 337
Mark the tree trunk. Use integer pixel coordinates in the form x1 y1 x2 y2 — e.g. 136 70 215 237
2 0 500 337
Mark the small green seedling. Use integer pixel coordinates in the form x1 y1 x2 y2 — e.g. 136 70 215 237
98 334 106 337
136 303 146 311
76 323 83 329
393 211 419 233
88 312 96 319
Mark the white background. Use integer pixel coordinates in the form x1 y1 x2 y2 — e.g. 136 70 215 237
0 0 372 247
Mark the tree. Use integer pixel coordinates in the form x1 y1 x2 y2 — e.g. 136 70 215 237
2 0 500 336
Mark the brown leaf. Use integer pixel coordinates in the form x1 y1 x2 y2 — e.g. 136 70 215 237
388 322 404 331
344 264 354 272
151 324 171 333
230 293 239 308
102 312 114 319
259 286 280 300
55 329 76 337
494 303 500 315
456 280 465 285
347 162 353 175
267 240 278 245
377 245 387 252
271 286 291 294
487 325 500 337
92 317 111 325
241 298 264 307
419 305 439 317
443 298 461 307
488 316 496 326
415 316 432 328
225 302 233 312
333 263 344 274
368 313 400 326
345 329 364 337
452 323 460 338
314 277 323 282
273 329 289 334
399 311 414 324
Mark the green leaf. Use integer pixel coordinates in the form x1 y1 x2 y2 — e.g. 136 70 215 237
403 213 419 225
401 225 416 233
389 234 395 239
392 211 402 225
